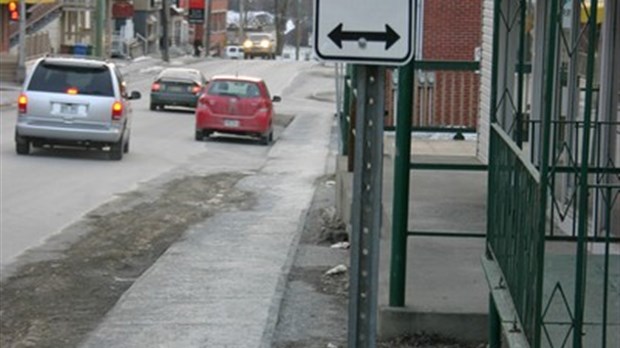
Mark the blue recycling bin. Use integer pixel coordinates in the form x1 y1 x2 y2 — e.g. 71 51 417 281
74 44 88 56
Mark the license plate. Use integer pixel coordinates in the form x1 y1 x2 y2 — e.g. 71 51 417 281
61 104 78 114
224 119 240 127
168 86 185 92
53 103 85 116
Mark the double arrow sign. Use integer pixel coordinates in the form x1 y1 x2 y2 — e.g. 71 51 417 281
328 24 401 50
314 0 413 65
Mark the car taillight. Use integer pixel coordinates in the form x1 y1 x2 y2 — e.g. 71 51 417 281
112 101 123 120
18 93 27 113
66 87 78 95
151 83 161 92
192 85 201 94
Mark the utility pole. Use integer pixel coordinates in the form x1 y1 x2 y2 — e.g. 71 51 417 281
16 0 26 83
94 0 105 57
161 0 170 62
203 0 212 57
239 0 245 43
295 0 300 60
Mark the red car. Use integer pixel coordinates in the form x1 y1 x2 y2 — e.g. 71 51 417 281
195 75 281 145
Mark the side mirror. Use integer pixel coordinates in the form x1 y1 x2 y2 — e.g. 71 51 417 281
272 95 282 102
129 91 141 100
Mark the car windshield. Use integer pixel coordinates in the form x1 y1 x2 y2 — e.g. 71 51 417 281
28 63 114 96
208 80 261 98
249 34 270 42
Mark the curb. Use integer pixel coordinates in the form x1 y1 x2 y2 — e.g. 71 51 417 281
259 205 311 348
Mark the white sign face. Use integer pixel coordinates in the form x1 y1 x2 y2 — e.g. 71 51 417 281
314 0 414 66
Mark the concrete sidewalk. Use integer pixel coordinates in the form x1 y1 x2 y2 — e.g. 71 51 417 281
379 135 488 342
336 133 489 343
77 65 337 348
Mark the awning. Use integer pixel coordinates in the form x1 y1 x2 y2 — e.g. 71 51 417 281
581 2 605 24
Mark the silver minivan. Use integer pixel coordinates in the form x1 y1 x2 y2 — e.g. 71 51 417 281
15 57 141 160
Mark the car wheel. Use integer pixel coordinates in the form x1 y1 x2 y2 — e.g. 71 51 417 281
150 103 157 111
260 130 272 146
16 139 30 155
109 137 124 160
15 133 30 155
123 136 130 153
195 130 204 141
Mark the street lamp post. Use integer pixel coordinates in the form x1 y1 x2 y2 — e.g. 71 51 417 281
16 0 26 83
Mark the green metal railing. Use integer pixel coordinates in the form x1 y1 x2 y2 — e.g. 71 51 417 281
484 0 619 347
387 59 487 308
487 123 543 342
385 60 481 134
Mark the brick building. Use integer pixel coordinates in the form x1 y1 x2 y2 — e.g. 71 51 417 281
385 0 483 129
191 0 228 56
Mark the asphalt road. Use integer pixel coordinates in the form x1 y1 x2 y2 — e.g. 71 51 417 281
0 58 328 275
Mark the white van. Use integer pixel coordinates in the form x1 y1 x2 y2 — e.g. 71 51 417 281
224 46 244 59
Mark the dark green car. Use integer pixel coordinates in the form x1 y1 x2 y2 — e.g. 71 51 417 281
150 68 207 110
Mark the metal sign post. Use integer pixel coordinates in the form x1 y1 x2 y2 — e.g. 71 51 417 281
347 65 385 348
313 2 412 346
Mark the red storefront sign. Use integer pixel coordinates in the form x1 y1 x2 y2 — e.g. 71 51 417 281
188 0 205 23
112 1 134 18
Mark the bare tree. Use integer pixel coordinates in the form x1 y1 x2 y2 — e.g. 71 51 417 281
273 0 290 55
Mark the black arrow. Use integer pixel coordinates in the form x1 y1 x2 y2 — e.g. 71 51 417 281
328 23 401 50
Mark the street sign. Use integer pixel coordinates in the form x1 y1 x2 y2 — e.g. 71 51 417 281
313 0 414 66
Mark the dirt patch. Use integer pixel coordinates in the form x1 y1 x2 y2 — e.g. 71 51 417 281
379 334 484 348
0 173 254 348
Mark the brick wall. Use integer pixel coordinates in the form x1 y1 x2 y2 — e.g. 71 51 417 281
193 0 228 54
423 0 482 60
420 0 482 129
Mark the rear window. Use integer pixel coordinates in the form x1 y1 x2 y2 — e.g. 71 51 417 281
28 63 114 96
208 80 261 98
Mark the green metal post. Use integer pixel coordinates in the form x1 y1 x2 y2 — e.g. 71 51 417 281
94 0 105 57
486 0 502 340
489 0 501 125
535 0 561 346
489 294 501 348
601 186 612 348
516 0 526 147
573 1 599 346
389 58 414 307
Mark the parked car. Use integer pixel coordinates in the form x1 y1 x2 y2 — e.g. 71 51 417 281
242 33 276 59
224 45 244 59
14 57 141 160
195 75 281 145
150 68 207 110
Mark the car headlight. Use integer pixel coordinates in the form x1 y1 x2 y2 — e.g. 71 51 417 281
243 40 253 48
260 40 270 48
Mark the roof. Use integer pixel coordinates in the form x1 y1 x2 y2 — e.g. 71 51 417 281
39 57 113 69
210 75 264 83
157 68 203 82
